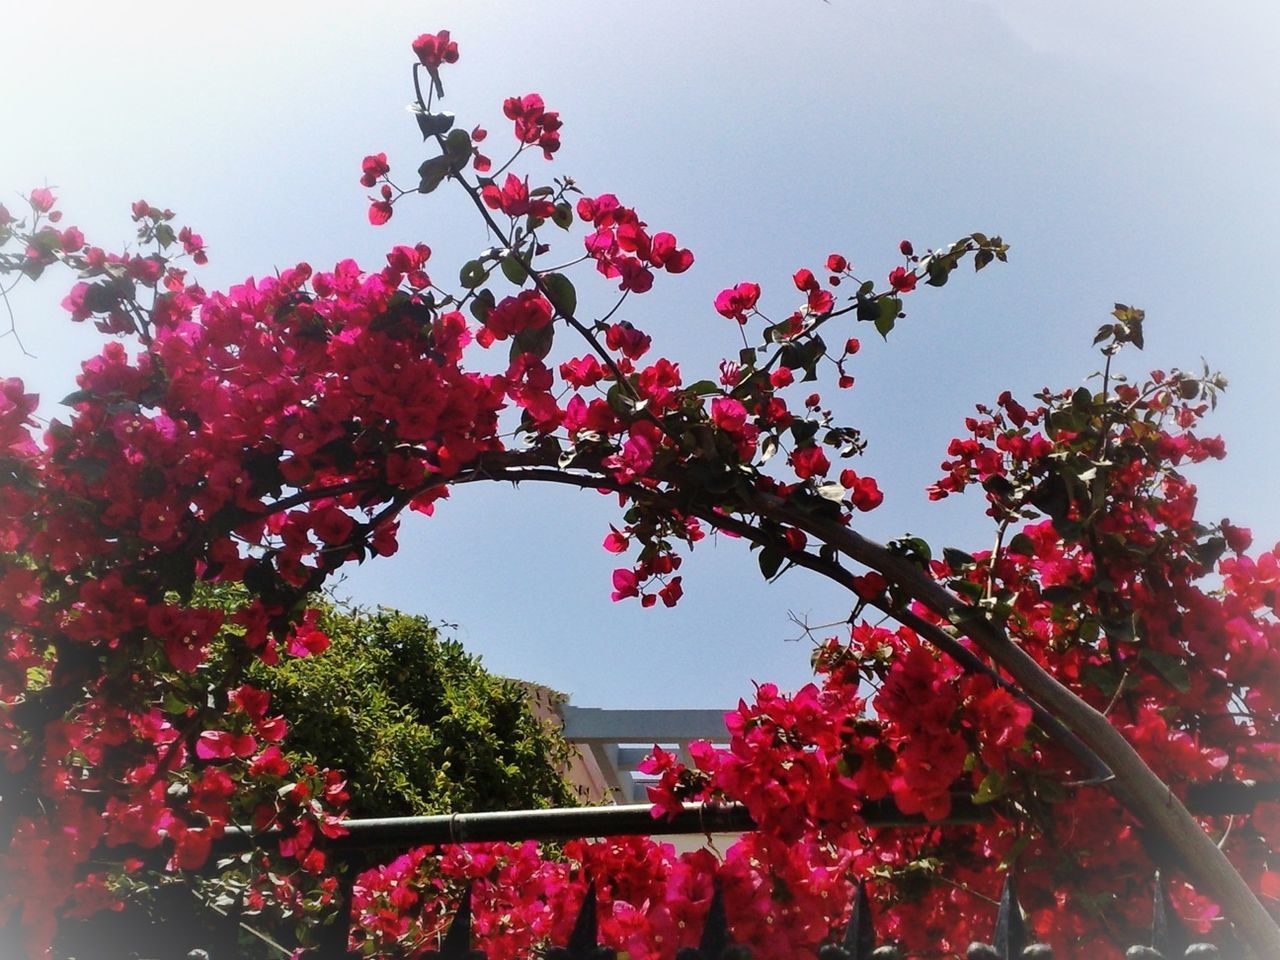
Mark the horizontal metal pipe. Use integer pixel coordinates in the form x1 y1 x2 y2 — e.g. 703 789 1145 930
207 780 1276 855
214 798 990 854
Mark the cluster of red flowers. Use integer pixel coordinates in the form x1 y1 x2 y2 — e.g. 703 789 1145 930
503 93 562 160
577 193 694 293
412 31 459 71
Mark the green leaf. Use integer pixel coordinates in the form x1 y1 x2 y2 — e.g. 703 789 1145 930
1101 613 1136 643
500 255 529 286
417 155 452 194
1195 536 1227 571
469 288 496 324
685 380 720 397
541 272 577 317
551 202 574 230
758 547 784 580
154 222 177 249
1039 585 1079 604
759 435 779 464
998 833 1034 871
1140 650 1191 692
791 420 819 445
889 535 932 565
443 128 472 162
1006 533 1036 557
874 297 901 339
943 547 976 569
605 382 634 415
459 260 489 289
71 458 109 483
510 323 555 362
973 770 1005 804
925 255 953 287
415 110 455 140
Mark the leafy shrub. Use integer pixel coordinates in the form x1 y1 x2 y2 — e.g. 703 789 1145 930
249 601 578 818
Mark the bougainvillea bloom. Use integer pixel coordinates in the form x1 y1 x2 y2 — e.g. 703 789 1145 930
714 282 761 323
412 30 459 70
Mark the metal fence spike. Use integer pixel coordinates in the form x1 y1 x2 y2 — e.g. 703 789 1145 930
1151 872 1189 958
993 873 1028 960
840 880 876 960
438 882 474 958
567 881 600 957
1183 945 1220 958
699 880 731 959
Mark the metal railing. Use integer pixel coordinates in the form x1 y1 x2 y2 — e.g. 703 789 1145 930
52 783 1277 958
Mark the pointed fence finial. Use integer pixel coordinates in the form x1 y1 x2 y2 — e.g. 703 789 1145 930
699 880 731 959
840 880 876 960
566 881 600 958
992 873 1027 960
1151 871 1189 959
437 882 479 959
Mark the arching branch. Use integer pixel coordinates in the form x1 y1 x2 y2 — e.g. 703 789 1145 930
436 448 1279 957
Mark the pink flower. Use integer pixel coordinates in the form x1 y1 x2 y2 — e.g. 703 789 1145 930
790 444 830 480
368 200 393 225
839 469 884 511
649 232 694 273
610 567 639 601
411 30 459 70
710 397 748 434
604 321 651 360
792 268 818 292
603 433 655 484
714 282 761 323
28 188 55 213
503 93 562 159
286 611 331 658
59 227 85 253
889 266 917 292
359 153 389 188
195 730 257 761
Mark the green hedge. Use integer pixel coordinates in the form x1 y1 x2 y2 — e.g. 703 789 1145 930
249 602 578 818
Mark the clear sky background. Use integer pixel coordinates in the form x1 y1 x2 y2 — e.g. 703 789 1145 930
3 2 1277 709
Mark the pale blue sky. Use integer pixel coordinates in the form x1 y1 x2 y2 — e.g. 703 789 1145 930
3 1 1277 708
